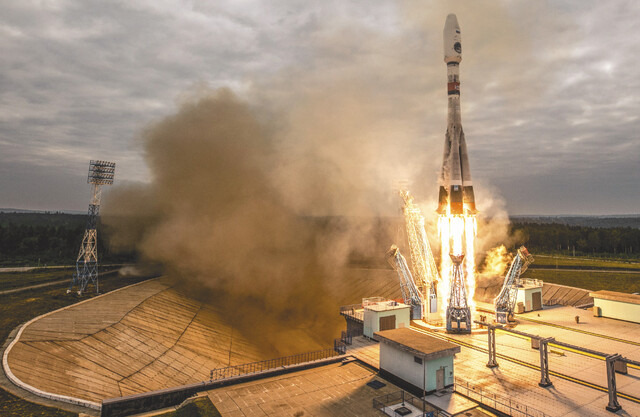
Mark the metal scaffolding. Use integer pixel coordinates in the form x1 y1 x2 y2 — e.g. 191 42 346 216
494 246 534 323
386 245 424 320
399 189 440 319
446 254 471 333
68 160 115 295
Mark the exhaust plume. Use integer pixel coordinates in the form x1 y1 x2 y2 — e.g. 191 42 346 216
102 5 530 353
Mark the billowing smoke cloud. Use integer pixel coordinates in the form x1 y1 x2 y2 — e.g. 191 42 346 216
105 89 342 355
103 84 417 355
102 3 530 355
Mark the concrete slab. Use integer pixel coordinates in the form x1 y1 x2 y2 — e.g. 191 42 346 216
5 279 271 403
348 325 640 416
425 390 479 415
206 361 401 417
346 336 380 368
5 267 402 407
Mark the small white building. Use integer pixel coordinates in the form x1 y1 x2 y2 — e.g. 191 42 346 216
362 298 410 339
591 290 640 324
516 279 543 313
375 328 460 395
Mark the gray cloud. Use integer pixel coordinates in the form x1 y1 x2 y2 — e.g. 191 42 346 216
0 0 638 214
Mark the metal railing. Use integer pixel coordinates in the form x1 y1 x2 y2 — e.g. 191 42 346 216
520 278 543 287
340 303 363 312
334 338 347 354
340 304 364 322
373 390 441 416
340 328 363 344
341 330 352 345
454 377 549 417
208 347 344 381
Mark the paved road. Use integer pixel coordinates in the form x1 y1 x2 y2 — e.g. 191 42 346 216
0 268 123 296
0 264 129 273
0 265 73 272
530 267 640 274
0 279 70 295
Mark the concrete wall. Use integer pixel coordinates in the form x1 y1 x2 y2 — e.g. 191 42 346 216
593 298 640 324
427 355 455 389
517 287 542 312
379 343 454 393
363 307 410 338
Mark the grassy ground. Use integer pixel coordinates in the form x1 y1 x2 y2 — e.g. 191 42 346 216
156 397 222 417
533 254 640 270
522 268 640 293
0 389 76 417
0 268 154 416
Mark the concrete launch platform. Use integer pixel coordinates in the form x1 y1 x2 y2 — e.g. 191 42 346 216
3 268 402 409
204 360 488 417
6 270 639 416
342 304 640 417
4 279 270 403
206 361 395 416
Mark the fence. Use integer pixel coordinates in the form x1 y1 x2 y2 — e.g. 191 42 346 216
520 278 543 287
209 347 344 381
454 377 549 417
340 303 364 322
340 328 363 344
372 390 440 416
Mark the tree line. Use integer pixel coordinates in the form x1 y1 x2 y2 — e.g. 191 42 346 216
511 222 639 258
1 213 638 267
0 213 135 267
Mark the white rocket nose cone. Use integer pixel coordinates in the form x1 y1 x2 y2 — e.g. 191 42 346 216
444 14 461 63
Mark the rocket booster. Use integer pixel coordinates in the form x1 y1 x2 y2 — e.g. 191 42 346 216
437 14 477 215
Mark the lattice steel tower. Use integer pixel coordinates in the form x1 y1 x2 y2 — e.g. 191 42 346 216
446 254 472 333
68 160 115 295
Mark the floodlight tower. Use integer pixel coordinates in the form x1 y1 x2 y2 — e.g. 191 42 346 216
68 160 115 295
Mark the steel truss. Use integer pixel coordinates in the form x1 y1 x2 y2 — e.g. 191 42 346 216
399 189 440 318
494 246 534 323
386 245 424 320
68 160 115 295
446 254 471 333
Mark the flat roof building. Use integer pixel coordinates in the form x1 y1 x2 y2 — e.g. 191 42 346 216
590 290 640 324
362 298 411 338
517 279 543 313
374 328 461 396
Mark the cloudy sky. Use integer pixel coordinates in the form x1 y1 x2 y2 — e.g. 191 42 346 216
1 0 638 215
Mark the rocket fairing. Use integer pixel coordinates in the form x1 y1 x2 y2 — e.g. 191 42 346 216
437 14 477 215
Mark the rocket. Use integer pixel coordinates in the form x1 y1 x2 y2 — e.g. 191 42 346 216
437 14 477 215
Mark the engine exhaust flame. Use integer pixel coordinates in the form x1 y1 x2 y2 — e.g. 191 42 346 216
438 209 476 320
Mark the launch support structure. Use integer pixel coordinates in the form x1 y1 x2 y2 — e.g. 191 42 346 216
399 189 440 319
494 247 534 323
446 254 472 333
387 245 424 320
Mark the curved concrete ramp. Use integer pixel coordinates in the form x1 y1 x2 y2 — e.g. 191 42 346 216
6 279 266 403
5 269 401 405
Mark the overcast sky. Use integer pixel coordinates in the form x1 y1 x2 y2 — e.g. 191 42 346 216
1 0 639 215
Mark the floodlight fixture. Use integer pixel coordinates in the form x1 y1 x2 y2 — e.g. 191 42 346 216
88 160 116 185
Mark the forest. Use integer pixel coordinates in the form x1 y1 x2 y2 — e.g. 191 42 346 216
510 222 639 258
1 212 638 267
0 212 135 266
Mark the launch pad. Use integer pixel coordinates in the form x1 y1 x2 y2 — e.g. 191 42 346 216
3 11 639 417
